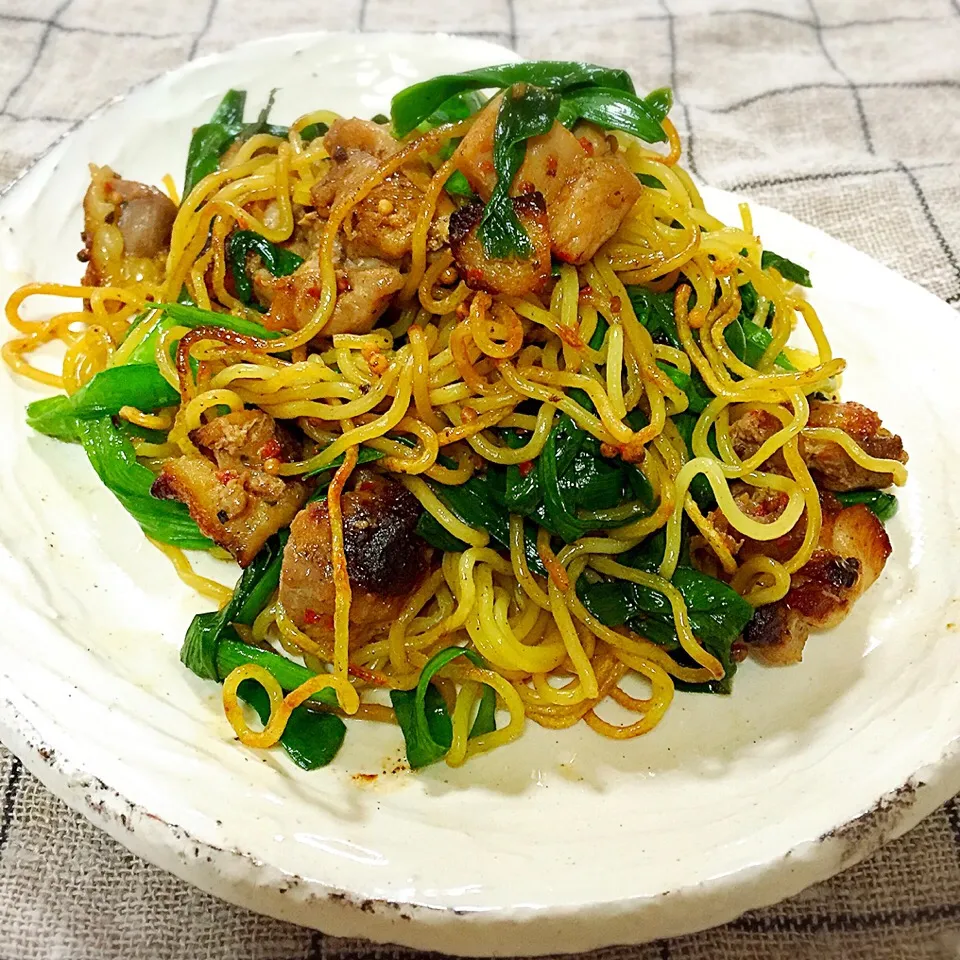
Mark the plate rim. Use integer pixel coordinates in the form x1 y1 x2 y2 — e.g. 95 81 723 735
1 28 959 956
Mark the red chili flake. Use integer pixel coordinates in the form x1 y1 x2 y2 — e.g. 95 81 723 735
517 179 536 195
480 159 495 174
307 285 323 298
546 155 558 177
259 438 283 461
336 274 353 294
303 608 323 625
518 460 534 477
578 136 595 156
579 284 593 299
215 470 238 484
609 295 622 314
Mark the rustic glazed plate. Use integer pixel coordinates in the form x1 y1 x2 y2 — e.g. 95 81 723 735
0 31 958 957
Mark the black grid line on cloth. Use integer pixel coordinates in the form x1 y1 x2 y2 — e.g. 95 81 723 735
658 0 698 178
306 929 322 960
506 0 517 49
0 758 22 864
704 78 960 115
711 8 953 30
0 0 71 115
896 159 960 303
658 938 670 959
0 15 186 38
947 796 960 858
188 0 218 60
806 0 875 155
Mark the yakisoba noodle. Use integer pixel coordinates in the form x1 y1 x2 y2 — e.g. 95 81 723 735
3 63 908 770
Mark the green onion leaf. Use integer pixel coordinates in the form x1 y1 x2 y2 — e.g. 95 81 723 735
25 395 80 443
77 417 212 550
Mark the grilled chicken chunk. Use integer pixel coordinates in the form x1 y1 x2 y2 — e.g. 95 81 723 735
254 253 404 337
79 165 177 286
279 472 429 645
729 400 907 492
449 194 551 296
742 499 892 665
453 97 642 268
250 117 448 336
151 410 310 566
693 485 892 665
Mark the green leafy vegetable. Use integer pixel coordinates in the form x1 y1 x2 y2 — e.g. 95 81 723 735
391 61 636 137
835 490 898 523
183 89 286 198
72 364 179 417
761 250 811 287
25 395 80 443
444 169 475 198
238 680 345 770
556 86 667 143
77 417 212 549
226 230 305 306
180 533 287 681
389 646 493 768
144 301 284 341
180 535 345 771
479 84 561 259
578 565 754 694
302 446 385 479
470 686 497 737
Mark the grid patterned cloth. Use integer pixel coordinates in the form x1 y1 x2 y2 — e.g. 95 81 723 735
2 0 960 957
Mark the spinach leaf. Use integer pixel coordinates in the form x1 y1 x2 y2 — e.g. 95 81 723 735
556 86 667 143
302 445 385 478
391 61 636 137
226 230 305 306
835 490 898 523
389 646 493 769
762 250 811 287
238 680 346 770
479 84 561 259
181 533 286 681
578 565 753 694
627 286 682 349
183 89 285 198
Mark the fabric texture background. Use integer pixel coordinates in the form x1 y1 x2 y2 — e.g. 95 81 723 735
1 0 959 957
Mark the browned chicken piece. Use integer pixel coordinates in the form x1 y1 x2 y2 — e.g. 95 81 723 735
278 472 429 645
79 165 177 286
151 410 311 567
729 400 907 492
453 97 642 266
448 194 551 296
253 254 404 337
742 498 892 665
310 118 441 263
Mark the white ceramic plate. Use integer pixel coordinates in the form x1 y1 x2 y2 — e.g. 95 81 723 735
0 31 958 957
